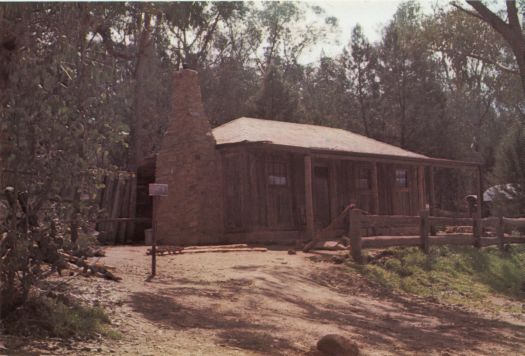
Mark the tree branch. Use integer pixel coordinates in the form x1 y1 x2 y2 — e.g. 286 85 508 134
506 1 521 32
450 2 485 22
466 53 519 74
465 0 516 43
96 25 135 60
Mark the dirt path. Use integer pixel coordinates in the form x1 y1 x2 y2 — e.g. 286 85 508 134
8 246 525 355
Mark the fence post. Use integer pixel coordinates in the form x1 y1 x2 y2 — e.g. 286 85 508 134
349 209 363 264
473 216 482 248
496 215 504 251
420 209 429 254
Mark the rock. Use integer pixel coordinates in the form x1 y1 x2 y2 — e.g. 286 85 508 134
288 250 296 255
317 334 359 356
331 255 346 264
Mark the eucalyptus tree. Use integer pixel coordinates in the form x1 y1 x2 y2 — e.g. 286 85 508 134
376 1 448 154
346 25 380 137
452 0 525 98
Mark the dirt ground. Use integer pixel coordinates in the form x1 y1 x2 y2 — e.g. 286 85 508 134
6 246 525 355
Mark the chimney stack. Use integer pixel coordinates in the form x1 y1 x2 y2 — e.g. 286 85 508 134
154 69 223 245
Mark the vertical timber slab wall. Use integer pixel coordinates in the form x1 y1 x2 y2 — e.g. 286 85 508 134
155 69 223 245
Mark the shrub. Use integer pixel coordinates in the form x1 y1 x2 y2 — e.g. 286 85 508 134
358 245 525 311
4 294 117 339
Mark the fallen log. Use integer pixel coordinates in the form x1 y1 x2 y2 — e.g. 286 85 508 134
146 246 183 256
58 251 121 281
148 246 268 255
183 244 249 250
180 247 267 254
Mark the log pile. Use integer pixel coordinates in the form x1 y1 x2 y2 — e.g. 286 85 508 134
58 251 121 281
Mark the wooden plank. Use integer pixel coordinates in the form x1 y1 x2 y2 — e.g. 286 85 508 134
126 173 137 242
473 217 481 248
476 165 483 219
109 173 124 244
362 234 474 248
329 161 338 220
420 209 429 253
418 165 426 210
428 166 436 216
363 235 420 248
503 217 525 228
180 247 267 254
118 175 131 243
428 216 473 226
96 217 152 223
241 149 250 229
184 244 249 250
482 216 499 228
304 155 315 241
496 216 504 250
365 215 420 226
361 234 525 249
371 162 379 214
429 165 437 236
349 209 363 263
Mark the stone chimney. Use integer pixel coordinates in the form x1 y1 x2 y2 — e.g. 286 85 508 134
154 69 223 245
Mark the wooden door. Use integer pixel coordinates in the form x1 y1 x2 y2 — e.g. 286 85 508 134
266 154 293 228
392 165 418 215
223 153 243 230
313 166 331 227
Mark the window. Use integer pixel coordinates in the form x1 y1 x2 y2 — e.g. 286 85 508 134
357 167 371 189
395 169 408 188
268 159 287 186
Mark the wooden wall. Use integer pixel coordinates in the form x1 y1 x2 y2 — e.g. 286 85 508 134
220 147 426 233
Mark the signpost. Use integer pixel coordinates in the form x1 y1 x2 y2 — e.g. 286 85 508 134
148 183 168 278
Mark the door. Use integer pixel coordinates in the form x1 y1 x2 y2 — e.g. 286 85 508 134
313 166 331 227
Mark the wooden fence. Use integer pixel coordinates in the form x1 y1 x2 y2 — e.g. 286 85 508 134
97 171 141 244
349 209 525 264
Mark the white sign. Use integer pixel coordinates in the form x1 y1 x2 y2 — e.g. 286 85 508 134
149 183 168 197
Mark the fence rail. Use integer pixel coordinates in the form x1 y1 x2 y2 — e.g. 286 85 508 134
349 209 525 264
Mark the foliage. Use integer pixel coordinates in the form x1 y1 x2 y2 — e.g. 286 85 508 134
491 123 525 216
355 245 525 313
0 189 65 317
4 294 117 339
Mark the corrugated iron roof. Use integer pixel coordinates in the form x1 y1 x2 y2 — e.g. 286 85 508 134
212 117 429 159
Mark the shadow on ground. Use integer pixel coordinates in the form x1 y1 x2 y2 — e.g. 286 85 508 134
129 261 525 355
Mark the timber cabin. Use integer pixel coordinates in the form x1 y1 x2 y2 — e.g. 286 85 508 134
149 69 481 246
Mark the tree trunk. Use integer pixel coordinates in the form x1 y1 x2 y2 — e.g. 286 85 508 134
129 12 153 170
466 0 525 98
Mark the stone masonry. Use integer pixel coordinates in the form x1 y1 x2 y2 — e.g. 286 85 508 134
154 69 223 245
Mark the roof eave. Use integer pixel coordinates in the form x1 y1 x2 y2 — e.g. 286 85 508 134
215 141 480 168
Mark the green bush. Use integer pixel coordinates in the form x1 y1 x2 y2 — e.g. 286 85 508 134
357 245 525 311
4 295 118 339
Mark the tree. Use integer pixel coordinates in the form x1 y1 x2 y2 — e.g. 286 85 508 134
376 1 448 153
454 1 525 97
300 54 349 128
346 25 380 137
251 63 300 120
492 123 525 216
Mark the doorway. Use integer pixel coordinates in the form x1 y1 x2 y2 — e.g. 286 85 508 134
313 165 331 227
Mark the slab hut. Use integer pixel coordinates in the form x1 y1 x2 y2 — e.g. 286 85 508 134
152 68 481 245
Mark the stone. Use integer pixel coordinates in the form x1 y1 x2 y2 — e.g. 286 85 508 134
331 256 346 264
288 249 296 255
317 334 359 356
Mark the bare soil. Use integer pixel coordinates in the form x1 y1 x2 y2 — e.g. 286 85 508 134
5 246 525 355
